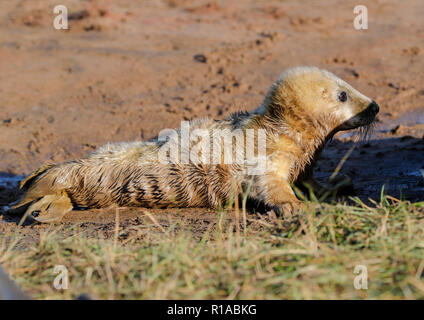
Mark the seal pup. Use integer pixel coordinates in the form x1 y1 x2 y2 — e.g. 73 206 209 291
9 66 379 222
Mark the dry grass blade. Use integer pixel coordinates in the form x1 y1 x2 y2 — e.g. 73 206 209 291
143 210 167 233
0 195 423 300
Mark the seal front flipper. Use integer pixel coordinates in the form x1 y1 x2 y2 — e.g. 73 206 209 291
24 191 72 223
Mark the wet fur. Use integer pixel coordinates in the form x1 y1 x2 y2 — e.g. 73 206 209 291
11 66 378 221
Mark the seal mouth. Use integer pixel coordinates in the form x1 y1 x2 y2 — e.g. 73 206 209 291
363 100 380 119
338 100 380 131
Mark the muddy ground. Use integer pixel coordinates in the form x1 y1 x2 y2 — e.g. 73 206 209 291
0 0 423 237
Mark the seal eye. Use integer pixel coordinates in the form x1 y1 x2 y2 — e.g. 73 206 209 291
338 91 347 102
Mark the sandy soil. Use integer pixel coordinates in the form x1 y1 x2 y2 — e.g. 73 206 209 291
0 0 423 234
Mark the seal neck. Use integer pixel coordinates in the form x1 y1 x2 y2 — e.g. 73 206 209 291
262 102 330 143
254 101 333 180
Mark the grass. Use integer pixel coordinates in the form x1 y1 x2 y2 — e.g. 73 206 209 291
1 196 424 299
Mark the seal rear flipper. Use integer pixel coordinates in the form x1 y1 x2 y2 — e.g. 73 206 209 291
24 191 73 223
19 162 56 190
8 162 61 211
6 201 32 215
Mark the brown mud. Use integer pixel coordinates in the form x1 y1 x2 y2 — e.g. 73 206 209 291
0 0 423 238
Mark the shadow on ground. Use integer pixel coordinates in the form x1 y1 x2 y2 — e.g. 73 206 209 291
316 136 424 203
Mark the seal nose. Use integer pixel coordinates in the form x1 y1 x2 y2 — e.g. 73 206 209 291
369 100 379 114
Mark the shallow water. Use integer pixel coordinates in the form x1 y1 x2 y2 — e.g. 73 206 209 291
378 108 424 133
0 173 22 189
0 174 23 212
395 109 424 126
407 170 424 178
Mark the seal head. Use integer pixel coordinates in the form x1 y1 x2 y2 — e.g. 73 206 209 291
262 66 379 134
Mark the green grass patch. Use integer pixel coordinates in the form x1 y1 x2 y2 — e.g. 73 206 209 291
1 197 424 299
